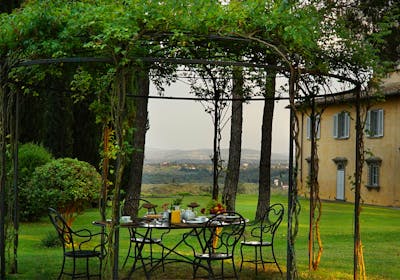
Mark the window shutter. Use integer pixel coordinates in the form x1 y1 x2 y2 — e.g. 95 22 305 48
377 109 384 136
344 112 350 138
316 115 321 139
333 114 338 138
306 116 311 139
365 111 371 134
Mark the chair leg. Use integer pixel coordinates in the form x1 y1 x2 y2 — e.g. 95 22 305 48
207 260 215 280
86 257 90 280
192 259 200 279
134 243 140 268
99 256 103 280
73 257 77 279
259 245 265 272
58 255 66 280
122 241 133 268
239 245 244 272
271 245 282 275
232 258 239 280
150 242 154 266
161 245 165 272
255 246 258 275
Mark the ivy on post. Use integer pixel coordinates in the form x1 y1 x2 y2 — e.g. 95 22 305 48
0 59 7 280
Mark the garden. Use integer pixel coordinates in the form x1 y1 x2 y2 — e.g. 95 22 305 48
7 191 400 280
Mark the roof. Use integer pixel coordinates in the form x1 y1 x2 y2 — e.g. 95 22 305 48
296 70 400 107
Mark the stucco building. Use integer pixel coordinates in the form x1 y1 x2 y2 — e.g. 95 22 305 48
296 71 400 207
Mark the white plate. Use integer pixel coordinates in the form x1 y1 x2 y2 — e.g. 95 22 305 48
185 220 204 224
224 215 239 219
185 218 208 224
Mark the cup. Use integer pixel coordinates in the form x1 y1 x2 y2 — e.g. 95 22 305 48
121 216 131 223
198 216 207 222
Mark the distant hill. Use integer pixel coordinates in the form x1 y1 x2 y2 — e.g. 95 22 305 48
144 148 288 164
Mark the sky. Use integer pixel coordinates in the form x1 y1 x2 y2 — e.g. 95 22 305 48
146 80 290 155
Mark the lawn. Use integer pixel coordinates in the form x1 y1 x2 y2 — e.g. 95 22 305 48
5 193 400 279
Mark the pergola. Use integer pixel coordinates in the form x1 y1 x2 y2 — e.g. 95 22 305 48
0 35 363 280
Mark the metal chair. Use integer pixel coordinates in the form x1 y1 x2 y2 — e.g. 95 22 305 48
122 198 164 269
48 207 107 279
239 203 284 275
185 211 246 279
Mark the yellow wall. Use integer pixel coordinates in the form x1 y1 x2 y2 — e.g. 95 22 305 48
296 93 400 207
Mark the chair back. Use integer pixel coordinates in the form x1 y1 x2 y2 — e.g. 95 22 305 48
202 212 246 256
259 203 284 242
48 207 75 251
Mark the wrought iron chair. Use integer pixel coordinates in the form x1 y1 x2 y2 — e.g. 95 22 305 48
239 203 284 275
185 211 246 279
48 207 107 279
122 198 164 269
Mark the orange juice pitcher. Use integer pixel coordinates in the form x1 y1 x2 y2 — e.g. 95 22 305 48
171 206 181 224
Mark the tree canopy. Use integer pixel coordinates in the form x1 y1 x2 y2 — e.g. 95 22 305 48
1 0 393 74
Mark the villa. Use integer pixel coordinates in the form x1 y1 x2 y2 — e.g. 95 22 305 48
296 70 400 207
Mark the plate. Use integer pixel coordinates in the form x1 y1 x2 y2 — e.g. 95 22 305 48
185 217 209 224
185 220 204 224
224 215 239 219
145 214 163 219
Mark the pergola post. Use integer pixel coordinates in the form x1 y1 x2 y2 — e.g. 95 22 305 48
11 88 19 273
287 69 299 280
0 62 8 280
354 86 362 279
212 90 220 200
287 107 296 280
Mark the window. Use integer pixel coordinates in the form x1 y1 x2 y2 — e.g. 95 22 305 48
333 111 350 139
365 109 384 137
366 157 382 188
306 114 320 140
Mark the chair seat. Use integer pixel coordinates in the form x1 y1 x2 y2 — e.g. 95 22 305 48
65 250 101 258
241 240 272 246
195 252 233 260
131 237 162 244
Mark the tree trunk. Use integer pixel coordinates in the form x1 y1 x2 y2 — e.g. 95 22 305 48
222 68 243 211
124 69 149 216
255 69 276 221
0 0 23 13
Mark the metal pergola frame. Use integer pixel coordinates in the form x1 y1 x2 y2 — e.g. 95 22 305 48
0 54 362 280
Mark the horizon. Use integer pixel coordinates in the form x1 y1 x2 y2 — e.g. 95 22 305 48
145 146 289 155
144 146 290 164
146 80 291 155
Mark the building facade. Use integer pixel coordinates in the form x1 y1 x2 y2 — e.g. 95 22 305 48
296 71 400 207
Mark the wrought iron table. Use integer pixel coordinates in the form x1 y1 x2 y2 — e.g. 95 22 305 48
94 215 246 279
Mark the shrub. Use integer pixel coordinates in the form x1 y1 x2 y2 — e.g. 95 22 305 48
18 142 53 181
18 143 53 221
41 231 61 248
25 158 101 222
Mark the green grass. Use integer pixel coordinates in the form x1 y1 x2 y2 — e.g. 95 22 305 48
5 193 400 279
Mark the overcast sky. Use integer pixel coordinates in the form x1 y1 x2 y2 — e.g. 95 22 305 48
146 80 290 155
